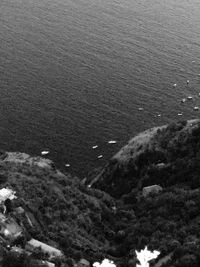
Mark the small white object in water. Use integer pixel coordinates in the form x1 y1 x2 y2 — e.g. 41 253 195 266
108 140 117 144
65 164 70 167
178 113 183 116
97 155 103 159
138 107 144 111
187 80 190 84
194 106 199 111
41 151 49 155
181 98 186 103
157 114 161 117
173 83 177 87
192 60 196 63
187 96 193 100
92 145 98 149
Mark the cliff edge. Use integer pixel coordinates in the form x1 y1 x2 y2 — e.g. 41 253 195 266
90 119 200 197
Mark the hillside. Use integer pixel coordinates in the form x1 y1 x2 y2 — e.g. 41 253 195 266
1 120 200 266
91 119 200 197
89 119 200 266
0 152 124 266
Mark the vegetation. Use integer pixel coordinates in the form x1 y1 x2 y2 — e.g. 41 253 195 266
90 120 200 266
2 120 200 266
0 162 119 264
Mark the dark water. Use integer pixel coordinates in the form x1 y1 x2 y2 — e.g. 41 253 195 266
1 0 200 176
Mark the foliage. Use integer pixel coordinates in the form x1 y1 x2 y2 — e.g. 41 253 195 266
2 120 200 266
92 120 200 265
0 158 118 264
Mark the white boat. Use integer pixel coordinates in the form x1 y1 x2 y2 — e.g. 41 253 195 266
108 140 117 144
173 83 177 87
181 98 186 103
178 113 183 116
194 106 199 111
92 145 98 149
41 151 49 155
187 96 193 100
138 107 144 111
65 163 70 167
97 155 103 159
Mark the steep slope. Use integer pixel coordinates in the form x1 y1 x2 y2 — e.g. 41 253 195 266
91 119 200 198
2 119 200 266
0 151 120 264
88 119 200 267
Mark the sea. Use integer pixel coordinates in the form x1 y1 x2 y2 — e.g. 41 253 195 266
1 0 200 177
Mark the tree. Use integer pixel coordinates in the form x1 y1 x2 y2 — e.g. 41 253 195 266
178 254 198 267
2 251 31 267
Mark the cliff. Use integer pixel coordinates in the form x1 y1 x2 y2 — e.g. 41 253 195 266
90 119 200 198
88 119 200 266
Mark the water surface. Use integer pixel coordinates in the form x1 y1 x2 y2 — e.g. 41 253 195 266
1 0 200 175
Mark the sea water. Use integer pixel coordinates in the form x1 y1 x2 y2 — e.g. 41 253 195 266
1 0 200 176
